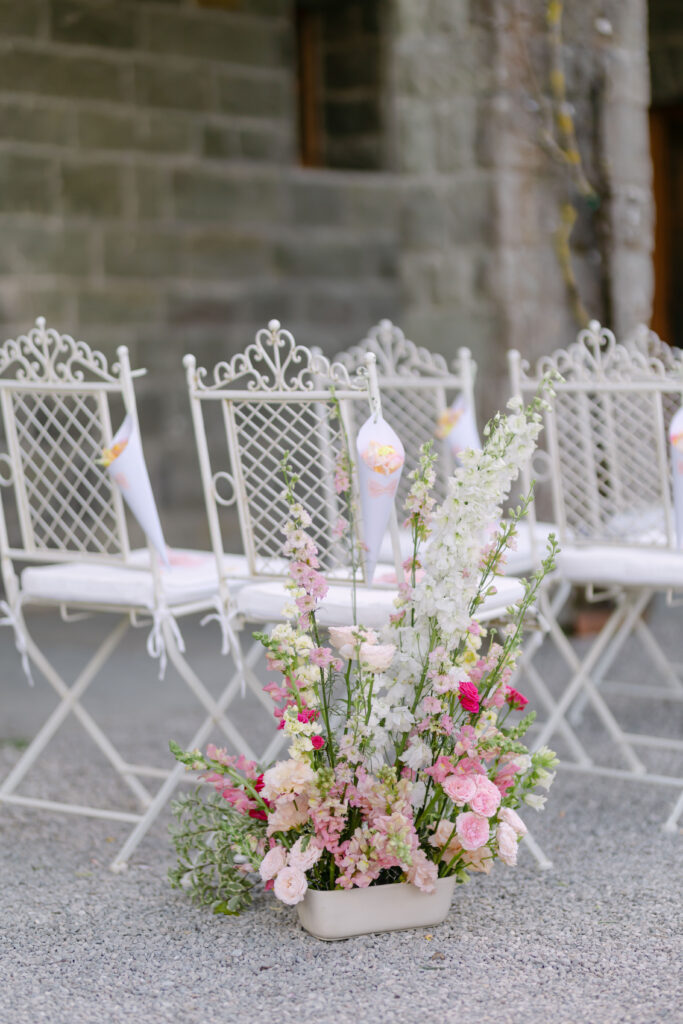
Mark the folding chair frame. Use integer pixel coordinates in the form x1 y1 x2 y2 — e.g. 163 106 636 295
0 319 257 870
509 321 683 829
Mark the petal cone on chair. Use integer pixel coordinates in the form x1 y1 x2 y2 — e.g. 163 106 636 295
436 394 481 459
104 415 169 566
356 414 404 582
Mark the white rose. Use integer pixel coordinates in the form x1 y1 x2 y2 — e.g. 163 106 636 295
273 866 308 905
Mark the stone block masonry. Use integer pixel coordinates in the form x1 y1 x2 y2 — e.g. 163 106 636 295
0 0 401 544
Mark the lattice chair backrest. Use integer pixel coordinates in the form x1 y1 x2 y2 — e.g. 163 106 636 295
0 318 138 566
336 320 476 509
510 320 683 550
185 319 378 582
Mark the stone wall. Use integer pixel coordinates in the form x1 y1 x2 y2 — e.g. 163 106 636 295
0 0 400 542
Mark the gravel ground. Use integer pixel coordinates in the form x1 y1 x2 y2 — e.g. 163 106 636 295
1 607 682 1024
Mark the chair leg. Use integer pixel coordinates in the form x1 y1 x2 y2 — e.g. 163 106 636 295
663 788 683 833
569 589 652 724
162 617 258 761
0 616 153 811
110 630 254 873
531 599 647 775
522 830 553 870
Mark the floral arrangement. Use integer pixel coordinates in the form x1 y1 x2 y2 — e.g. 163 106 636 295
169 394 558 916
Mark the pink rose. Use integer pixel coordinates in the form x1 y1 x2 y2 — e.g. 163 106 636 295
443 774 477 806
359 642 396 672
499 806 527 836
273 865 308 905
458 680 480 714
469 776 502 818
259 845 288 882
288 837 322 873
456 811 490 851
311 735 325 750
496 821 518 865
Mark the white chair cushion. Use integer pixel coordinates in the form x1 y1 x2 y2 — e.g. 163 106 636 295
21 549 251 611
556 544 683 588
236 575 524 628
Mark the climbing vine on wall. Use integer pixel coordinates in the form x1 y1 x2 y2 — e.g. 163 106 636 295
544 0 600 326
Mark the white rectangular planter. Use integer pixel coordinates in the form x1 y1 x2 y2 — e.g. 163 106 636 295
296 876 456 941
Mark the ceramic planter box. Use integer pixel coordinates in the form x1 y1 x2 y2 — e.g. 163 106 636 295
296 876 456 941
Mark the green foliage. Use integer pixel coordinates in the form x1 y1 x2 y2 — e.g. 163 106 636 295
168 790 265 916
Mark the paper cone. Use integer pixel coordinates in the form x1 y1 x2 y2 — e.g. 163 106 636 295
436 395 481 459
669 406 683 548
105 415 169 566
356 415 404 582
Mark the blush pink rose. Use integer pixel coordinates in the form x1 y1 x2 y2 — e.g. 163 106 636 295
499 806 527 836
288 837 322 873
443 774 477 806
496 821 519 865
359 642 396 672
456 811 490 851
273 865 308 905
259 845 288 882
469 776 502 818
328 626 377 659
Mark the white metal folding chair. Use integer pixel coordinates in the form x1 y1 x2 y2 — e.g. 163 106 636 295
185 318 523 629
509 322 683 828
0 318 258 872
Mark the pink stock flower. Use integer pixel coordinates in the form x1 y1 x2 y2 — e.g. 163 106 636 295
273 866 308 905
297 708 318 724
422 696 442 715
406 850 438 893
458 680 480 714
499 806 527 836
496 821 519 865
469 776 502 818
259 845 288 882
332 516 348 540
443 774 477 806
456 811 490 851
425 755 455 784
310 646 336 668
